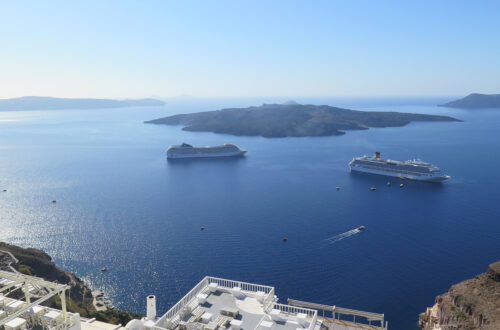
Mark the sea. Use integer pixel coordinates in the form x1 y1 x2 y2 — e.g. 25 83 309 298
1 97 500 329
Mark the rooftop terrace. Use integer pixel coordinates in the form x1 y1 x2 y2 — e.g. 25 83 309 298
0 270 387 330
152 277 387 330
0 270 79 330
0 270 123 330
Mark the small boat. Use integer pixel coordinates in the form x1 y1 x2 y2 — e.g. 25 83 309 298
283 237 287 242
357 226 365 231
336 186 340 191
400 183 404 187
200 226 205 231
370 187 376 191
100 267 107 272
386 182 391 186
52 200 57 203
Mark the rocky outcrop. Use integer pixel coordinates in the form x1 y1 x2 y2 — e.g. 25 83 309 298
0 242 93 308
0 242 142 324
419 261 500 329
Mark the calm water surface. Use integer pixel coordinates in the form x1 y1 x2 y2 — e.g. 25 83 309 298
1 98 499 329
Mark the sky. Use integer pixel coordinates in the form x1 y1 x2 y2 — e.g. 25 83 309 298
1 0 499 99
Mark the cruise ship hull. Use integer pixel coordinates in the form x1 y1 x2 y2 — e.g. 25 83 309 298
349 165 450 182
167 150 247 159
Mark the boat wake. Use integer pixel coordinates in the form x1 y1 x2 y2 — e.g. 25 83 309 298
325 227 364 244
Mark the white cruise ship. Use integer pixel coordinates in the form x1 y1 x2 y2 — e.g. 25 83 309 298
167 143 247 159
349 152 450 182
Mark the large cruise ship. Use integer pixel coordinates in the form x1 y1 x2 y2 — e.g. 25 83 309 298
349 152 450 182
167 143 247 159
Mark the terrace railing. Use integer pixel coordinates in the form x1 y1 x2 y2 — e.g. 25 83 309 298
206 277 275 309
206 277 273 294
155 276 276 330
287 299 388 330
154 277 210 330
267 303 317 330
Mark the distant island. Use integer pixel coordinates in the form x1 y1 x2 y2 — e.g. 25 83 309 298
145 102 460 138
439 93 500 109
0 96 165 111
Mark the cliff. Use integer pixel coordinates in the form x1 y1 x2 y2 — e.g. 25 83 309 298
0 242 142 325
419 261 500 329
145 103 460 138
439 93 500 109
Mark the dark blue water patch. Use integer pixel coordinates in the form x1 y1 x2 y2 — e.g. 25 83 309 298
1 100 499 329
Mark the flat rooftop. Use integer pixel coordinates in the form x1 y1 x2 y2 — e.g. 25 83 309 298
153 277 387 330
154 277 318 330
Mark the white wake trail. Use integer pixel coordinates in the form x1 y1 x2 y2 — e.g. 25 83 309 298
325 228 363 243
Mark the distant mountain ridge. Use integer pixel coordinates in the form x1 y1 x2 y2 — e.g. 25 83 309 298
145 103 460 138
439 93 500 109
0 96 165 111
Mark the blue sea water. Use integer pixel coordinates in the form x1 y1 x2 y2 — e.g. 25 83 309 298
1 97 500 329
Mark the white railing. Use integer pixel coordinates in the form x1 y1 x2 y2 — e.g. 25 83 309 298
206 277 275 309
287 299 387 330
206 277 274 295
154 276 278 330
269 303 316 316
155 277 210 329
262 287 275 310
266 303 317 330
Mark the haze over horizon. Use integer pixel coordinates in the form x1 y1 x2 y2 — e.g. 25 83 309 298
1 0 499 99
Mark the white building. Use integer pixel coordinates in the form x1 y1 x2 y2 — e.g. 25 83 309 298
0 272 387 330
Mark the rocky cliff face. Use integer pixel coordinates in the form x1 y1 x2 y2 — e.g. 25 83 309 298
0 242 142 325
0 242 94 310
419 261 500 329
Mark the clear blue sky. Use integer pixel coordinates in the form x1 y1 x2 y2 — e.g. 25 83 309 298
1 0 499 98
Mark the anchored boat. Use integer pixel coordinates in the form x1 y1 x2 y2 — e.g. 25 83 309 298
349 152 450 182
167 143 247 159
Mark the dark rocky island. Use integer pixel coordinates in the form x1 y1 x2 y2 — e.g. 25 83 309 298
0 96 165 111
0 242 142 325
439 93 500 109
145 103 460 138
419 261 500 329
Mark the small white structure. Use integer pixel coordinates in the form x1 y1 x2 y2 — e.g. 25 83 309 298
196 293 208 304
230 319 243 330
269 309 284 323
208 283 218 293
231 287 245 299
4 317 27 330
296 313 308 327
258 320 273 330
147 295 157 321
200 312 213 324
254 291 265 303
6 300 25 312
